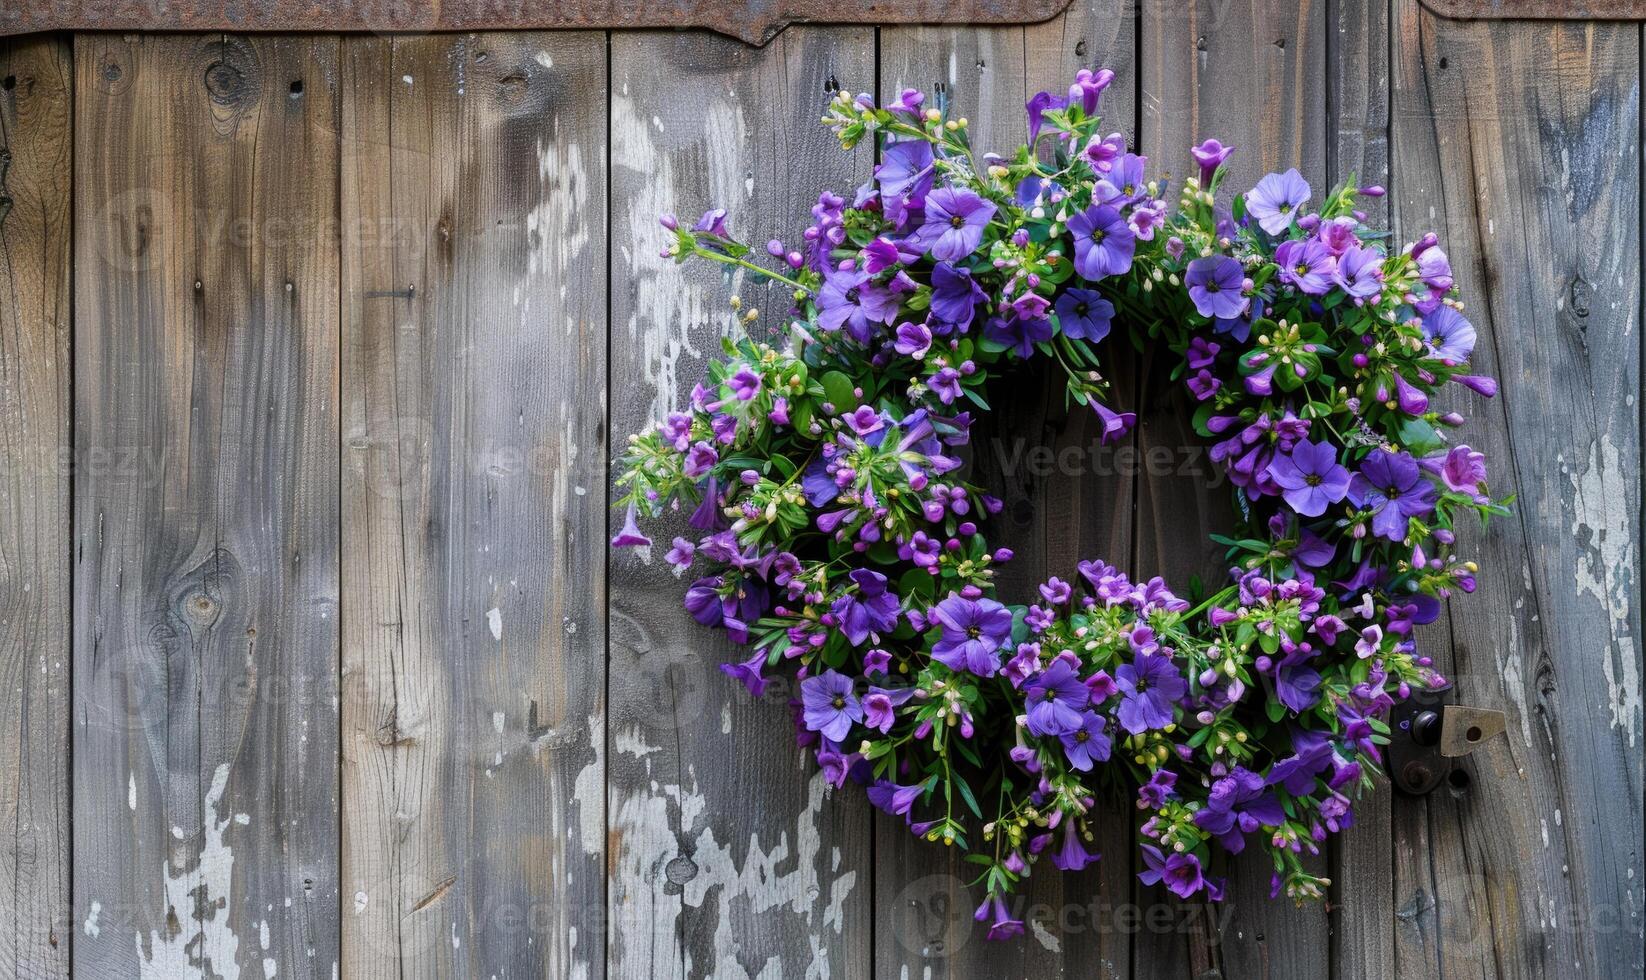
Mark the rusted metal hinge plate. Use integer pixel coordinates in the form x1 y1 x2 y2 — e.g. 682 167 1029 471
1420 0 1646 19
0 0 1076 47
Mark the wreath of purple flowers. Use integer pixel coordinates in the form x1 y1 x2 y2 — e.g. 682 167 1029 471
613 71 1509 940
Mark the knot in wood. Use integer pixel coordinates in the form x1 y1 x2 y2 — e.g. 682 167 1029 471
203 60 246 105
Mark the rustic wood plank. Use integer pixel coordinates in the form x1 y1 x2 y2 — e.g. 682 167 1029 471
1137 2 1332 977
1325 1 1397 977
0 35 71 979
72 33 341 978
338 32 608 979
1389 8 1644 978
875 4 1139 974
605 27 874 979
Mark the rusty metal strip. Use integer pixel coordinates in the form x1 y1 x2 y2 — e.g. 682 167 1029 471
1419 0 1646 18
0 0 1076 46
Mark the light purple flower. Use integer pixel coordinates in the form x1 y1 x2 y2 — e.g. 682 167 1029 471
1092 400 1136 444
1115 654 1185 734
1096 153 1148 206
684 440 719 479
664 536 696 568
1348 449 1438 541
929 262 987 329
832 568 901 645
816 266 898 344
1334 244 1384 300
1421 306 1476 364
1054 288 1114 342
1275 238 1335 295
863 686 917 733
1435 444 1487 495
1068 204 1135 280
800 670 862 743
930 594 1012 676
919 188 996 262
867 779 923 818
1354 624 1383 659
1267 438 1351 517
1059 712 1112 771
1026 660 1089 736
1187 369 1221 402
611 503 652 548
728 367 762 401
1246 169 1311 234
1185 255 1246 319
894 321 933 357
1191 138 1235 185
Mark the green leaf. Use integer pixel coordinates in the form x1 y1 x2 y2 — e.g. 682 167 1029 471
821 370 858 412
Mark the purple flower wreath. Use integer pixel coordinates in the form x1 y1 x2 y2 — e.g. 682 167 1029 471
613 71 1510 939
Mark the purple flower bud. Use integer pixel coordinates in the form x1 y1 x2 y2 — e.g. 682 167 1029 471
659 212 678 230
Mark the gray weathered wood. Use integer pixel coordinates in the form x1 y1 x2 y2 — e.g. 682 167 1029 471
875 6 1140 975
338 31 609 979
605 27 875 980
1389 7 1644 977
1325 1 1398 976
0 35 72 979
1137 2 1333 977
72 34 341 978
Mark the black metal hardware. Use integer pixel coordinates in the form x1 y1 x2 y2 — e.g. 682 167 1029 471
1391 701 1507 795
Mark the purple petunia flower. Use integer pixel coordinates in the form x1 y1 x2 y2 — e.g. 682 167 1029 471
1275 238 1335 295
683 576 724 628
728 366 762 401
1246 169 1311 235
1059 711 1112 771
1349 449 1438 541
1068 204 1135 280
1139 768 1178 808
1190 138 1236 185
876 140 934 205
976 895 1025 942
664 536 696 568
816 265 899 344
611 503 652 549
866 779 924 819
863 685 917 733
684 440 719 479
1096 153 1148 206
1334 244 1384 300
929 262 988 329
918 188 996 262
894 321 933 357
1026 660 1091 736
800 670 862 743
693 208 730 237
1026 90 1067 143
1187 369 1221 402
832 569 902 646
1054 288 1114 342
1068 67 1114 114
1139 846 1207 900
1115 654 1185 734
1421 305 1476 364
719 648 769 696
930 593 1012 676
1052 824 1098 871
1193 766 1286 853
1092 400 1136 444
1267 438 1351 517
1185 255 1247 320
984 313 1053 358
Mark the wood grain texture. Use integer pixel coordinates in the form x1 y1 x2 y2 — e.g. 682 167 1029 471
338 32 608 979
875 5 1140 975
1389 7 1644 978
72 33 341 979
605 27 875 980
1326 1 1398 978
1138 2 1333 978
0 35 71 979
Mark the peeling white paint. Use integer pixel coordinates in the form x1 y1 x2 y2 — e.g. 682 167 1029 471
487 607 504 641
83 901 101 938
609 764 858 978
1563 440 1641 744
138 764 239 978
615 727 661 759
570 712 606 857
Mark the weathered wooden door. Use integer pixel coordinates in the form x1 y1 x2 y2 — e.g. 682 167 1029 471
0 2 1639 976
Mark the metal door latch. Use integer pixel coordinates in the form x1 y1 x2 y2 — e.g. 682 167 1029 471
1390 702 1507 795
